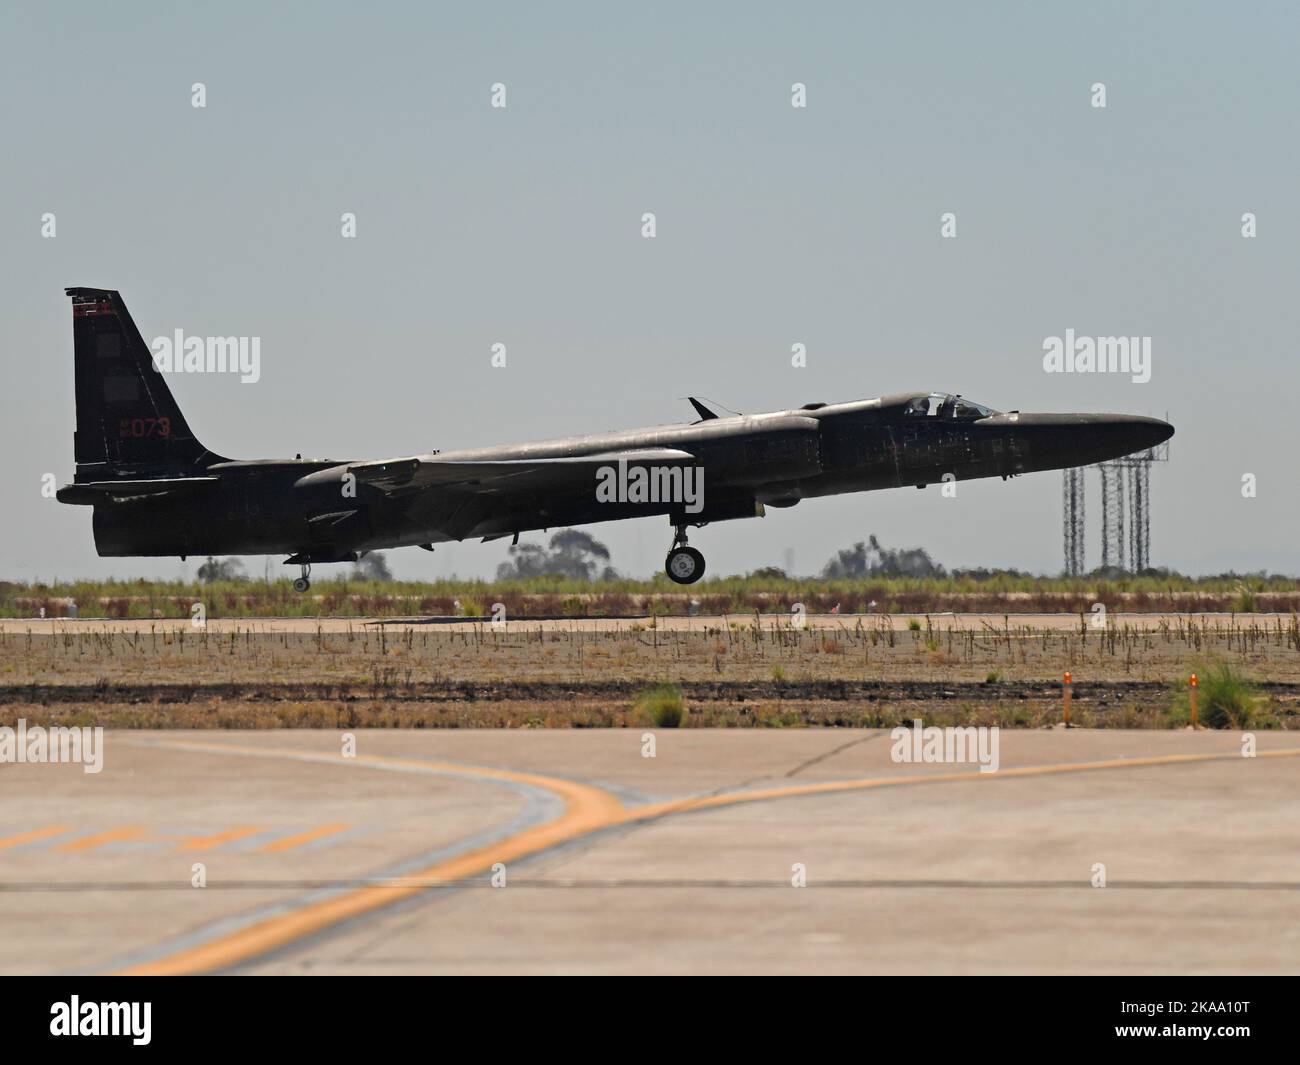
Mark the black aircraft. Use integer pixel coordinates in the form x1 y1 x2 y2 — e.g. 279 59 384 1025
58 288 1173 587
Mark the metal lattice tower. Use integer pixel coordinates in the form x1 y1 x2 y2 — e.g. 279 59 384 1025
1062 468 1086 575
1062 441 1168 575
1099 464 1124 569
1127 460 1151 571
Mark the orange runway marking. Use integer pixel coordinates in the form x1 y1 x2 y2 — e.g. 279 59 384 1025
259 824 352 853
175 827 266 852
115 740 624 976
0 826 70 850
59 827 146 852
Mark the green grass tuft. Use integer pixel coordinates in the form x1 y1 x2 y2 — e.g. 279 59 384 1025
636 683 686 728
1169 661 1259 729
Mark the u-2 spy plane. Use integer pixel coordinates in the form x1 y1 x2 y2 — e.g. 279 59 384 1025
58 288 1173 587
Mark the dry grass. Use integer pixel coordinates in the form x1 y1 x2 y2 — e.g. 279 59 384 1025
5 573 1299 620
1 614 1297 729
3 614 1298 687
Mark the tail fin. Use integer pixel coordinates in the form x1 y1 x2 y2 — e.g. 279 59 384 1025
66 287 223 480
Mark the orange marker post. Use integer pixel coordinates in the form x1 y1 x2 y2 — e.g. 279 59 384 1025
1063 671 1073 727
1190 673 1199 729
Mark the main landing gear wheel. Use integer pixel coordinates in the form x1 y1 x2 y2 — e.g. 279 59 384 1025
666 546 705 585
292 562 312 593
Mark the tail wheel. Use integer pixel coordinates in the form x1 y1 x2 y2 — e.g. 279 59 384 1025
666 546 705 585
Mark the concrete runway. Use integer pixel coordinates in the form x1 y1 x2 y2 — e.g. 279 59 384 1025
1 729 1297 974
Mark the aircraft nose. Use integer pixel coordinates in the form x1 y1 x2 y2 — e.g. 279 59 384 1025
1117 414 1173 451
1003 412 1174 467
1083 414 1173 460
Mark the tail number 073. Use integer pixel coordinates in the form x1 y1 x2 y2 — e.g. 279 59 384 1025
119 416 172 438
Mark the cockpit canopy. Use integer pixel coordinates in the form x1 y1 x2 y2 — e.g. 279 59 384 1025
903 392 999 420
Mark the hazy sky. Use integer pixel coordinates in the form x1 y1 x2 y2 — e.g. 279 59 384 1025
2 1 1296 582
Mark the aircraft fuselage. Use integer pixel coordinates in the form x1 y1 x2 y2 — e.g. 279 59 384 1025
85 393 1172 560
57 288 1174 586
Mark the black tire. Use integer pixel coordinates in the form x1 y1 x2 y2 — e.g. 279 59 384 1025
665 546 705 585
293 577 311 593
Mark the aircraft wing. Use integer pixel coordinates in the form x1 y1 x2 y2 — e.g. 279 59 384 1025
292 448 699 495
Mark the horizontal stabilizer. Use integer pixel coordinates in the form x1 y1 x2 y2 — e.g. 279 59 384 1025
56 477 220 505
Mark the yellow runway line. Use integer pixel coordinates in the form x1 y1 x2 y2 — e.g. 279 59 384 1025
116 742 625 976
624 747 1300 823
0 826 70 850
117 741 1300 976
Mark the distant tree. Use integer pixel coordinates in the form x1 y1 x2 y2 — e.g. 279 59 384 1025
547 529 611 580
353 552 393 581
951 566 1033 581
748 566 788 580
820 535 945 579
822 542 869 579
197 557 245 583
496 543 549 580
496 530 616 581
